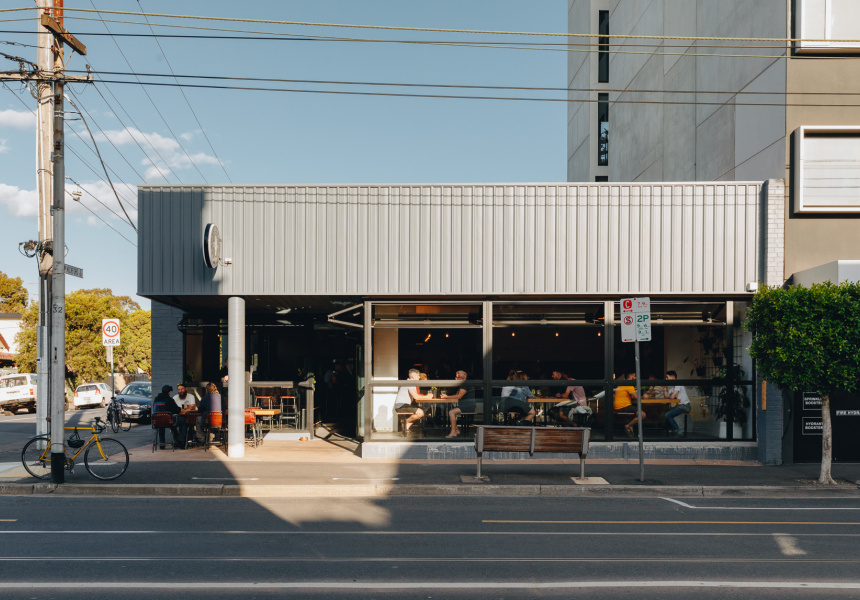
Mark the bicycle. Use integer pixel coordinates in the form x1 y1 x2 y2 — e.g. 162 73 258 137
105 397 130 433
21 416 129 480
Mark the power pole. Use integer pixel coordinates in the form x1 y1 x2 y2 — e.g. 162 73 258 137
2 2 90 483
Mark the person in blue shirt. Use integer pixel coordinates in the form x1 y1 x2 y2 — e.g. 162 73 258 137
196 382 222 443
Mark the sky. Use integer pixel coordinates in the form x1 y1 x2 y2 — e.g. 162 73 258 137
0 1 567 310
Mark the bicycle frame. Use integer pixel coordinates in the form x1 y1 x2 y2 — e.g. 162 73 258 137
30 426 109 464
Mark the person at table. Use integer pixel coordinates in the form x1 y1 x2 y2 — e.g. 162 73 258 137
442 370 471 438
153 384 181 449
394 369 432 437
500 370 536 425
614 372 645 438
551 377 591 426
642 374 667 399
173 383 197 409
196 382 222 443
664 370 691 436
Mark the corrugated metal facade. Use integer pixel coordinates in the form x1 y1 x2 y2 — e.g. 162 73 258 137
138 183 762 297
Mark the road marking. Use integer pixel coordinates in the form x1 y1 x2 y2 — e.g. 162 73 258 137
1 581 860 589
0 557 855 563
332 477 400 481
662 497 860 510
2 530 860 536
774 534 806 556
190 478 259 481
482 520 860 525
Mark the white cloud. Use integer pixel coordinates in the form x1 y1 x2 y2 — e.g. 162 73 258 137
0 184 38 217
0 139 8 153
92 126 221 182
0 109 35 129
67 179 138 226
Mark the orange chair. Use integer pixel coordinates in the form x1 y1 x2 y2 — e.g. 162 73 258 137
245 409 261 448
203 411 224 452
183 411 201 448
151 412 176 452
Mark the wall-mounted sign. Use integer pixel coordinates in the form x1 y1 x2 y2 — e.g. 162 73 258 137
802 392 822 411
835 410 860 417
802 417 823 436
202 223 221 269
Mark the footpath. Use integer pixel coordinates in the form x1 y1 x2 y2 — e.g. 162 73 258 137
1 433 858 498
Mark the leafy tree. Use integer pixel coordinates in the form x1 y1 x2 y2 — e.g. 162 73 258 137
746 282 860 484
0 271 29 313
15 289 151 388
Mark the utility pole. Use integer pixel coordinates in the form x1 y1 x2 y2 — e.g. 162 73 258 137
2 2 90 483
35 0 54 442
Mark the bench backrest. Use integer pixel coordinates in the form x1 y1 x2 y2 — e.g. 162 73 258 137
476 425 589 456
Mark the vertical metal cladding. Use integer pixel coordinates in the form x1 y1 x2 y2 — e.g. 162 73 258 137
137 182 762 297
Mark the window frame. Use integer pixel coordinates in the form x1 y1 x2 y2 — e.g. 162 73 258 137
793 125 860 213
795 0 860 54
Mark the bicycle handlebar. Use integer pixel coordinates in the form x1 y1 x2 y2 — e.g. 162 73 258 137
92 416 106 433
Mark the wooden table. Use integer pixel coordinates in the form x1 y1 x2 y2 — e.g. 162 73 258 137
253 408 281 430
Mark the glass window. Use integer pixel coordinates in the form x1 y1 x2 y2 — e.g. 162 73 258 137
796 0 860 53
598 10 609 82
794 128 860 212
598 93 609 166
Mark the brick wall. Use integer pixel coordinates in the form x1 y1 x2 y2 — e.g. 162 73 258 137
151 301 184 396
762 179 786 287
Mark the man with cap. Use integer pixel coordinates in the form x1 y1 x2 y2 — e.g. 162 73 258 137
153 384 181 449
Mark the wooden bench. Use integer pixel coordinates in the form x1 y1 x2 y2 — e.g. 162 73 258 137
474 425 591 480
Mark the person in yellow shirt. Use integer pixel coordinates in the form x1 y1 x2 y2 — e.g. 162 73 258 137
614 372 645 438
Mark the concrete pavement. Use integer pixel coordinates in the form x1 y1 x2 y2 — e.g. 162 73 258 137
1 429 858 497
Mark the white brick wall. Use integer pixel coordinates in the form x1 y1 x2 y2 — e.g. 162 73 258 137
763 179 786 286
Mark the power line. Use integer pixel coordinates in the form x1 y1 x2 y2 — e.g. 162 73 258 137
78 77 860 109
136 0 231 183
84 2 208 184
66 189 137 247
67 175 136 229
61 68 860 98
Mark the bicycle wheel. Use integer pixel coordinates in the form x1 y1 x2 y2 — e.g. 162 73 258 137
109 407 119 434
119 406 132 432
21 436 53 480
84 438 129 480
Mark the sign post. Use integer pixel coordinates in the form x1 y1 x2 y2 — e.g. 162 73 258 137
621 298 651 482
102 319 120 400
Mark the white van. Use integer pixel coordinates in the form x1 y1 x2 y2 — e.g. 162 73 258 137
0 373 37 413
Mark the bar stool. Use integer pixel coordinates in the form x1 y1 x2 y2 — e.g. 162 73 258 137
203 411 224 452
278 395 298 429
245 409 261 448
151 412 177 452
184 411 201 448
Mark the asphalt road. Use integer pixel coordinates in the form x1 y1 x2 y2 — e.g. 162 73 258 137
0 495 859 599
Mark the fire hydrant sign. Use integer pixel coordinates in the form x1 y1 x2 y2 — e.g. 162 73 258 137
102 318 120 346
621 297 651 342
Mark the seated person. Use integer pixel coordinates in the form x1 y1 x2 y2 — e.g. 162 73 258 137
442 370 471 438
642 374 667 399
614 372 645 438
196 382 222 443
500 370 536 425
153 384 181 448
394 369 432 436
664 370 691 435
551 379 592 426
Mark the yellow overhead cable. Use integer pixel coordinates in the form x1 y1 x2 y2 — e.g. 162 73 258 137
2 5 859 44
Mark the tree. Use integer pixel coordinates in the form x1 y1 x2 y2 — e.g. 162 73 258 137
15 289 151 387
0 271 29 313
746 282 860 484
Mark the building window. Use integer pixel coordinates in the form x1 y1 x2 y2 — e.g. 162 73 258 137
598 10 609 82
793 126 860 213
597 93 609 167
796 0 860 53
595 176 608 182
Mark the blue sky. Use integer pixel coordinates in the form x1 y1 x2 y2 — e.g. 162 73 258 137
1 1 567 309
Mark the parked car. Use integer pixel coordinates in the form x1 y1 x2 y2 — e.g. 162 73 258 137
0 373 37 414
73 382 112 409
115 381 153 423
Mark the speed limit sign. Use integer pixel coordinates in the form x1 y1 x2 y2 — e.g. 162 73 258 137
102 318 121 346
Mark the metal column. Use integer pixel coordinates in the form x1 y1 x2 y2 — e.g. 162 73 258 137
227 296 245 457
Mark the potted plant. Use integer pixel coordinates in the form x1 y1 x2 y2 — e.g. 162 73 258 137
683 356 707 377
713 364 750 438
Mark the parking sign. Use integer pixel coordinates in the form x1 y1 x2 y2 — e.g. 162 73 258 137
102 318 120 346
620 298 651 342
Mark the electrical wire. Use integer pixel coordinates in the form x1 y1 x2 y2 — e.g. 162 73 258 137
84 3 208 184
78 77 860 108
135 0 231 183
66 189 137 247
63 91 137 231
67 175 136 228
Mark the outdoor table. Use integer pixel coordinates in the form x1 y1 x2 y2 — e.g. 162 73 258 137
253 408 281 430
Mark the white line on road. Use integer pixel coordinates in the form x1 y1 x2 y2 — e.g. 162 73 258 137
774 534 807 556
1 530 860 536
1 581 860 590
661 498 860 510
0 557 855 563
190 478 259 481
332 478 400 481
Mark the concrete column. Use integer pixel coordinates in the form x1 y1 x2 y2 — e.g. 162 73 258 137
227 297 245 458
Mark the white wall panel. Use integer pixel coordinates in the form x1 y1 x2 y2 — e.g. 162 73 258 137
139 183 762 298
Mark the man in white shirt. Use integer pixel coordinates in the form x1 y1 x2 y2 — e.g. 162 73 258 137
173 383 197 409
665 370 691 436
